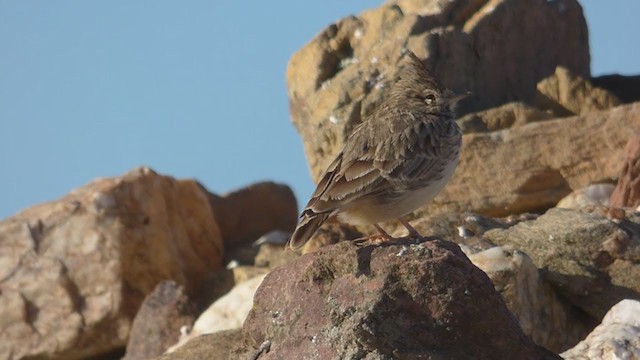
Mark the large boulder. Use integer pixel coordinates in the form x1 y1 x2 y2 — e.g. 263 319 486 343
236 238 559 359
0 167 223 360
419 102 640 217
287 0 590 181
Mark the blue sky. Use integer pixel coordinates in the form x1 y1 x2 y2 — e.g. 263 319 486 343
0 1 639 220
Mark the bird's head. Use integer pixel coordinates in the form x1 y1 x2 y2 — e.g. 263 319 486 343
391 51 469 116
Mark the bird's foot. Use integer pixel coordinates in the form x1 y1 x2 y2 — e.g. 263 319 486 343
399 218 423 240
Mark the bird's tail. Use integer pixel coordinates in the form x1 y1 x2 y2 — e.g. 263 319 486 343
287 210 330 251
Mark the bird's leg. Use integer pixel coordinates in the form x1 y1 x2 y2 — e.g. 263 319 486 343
399 218 422 239
373 224 393 240
354 224 393 246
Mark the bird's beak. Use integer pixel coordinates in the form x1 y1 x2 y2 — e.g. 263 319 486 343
445 92 472 105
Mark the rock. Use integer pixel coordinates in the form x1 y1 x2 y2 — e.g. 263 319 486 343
561 299 640 359
287 0 590 181
0 167 223 360
468 247 594 352
123 281 197 360
592 74 640 104
483 208 640 319
418 102 640 217
610 134 640 208
536 66 621 116
167 274 266 353
237 238 560 359
208 181 298 252
457 101 556 134
557 183 615 210
158 329 243 360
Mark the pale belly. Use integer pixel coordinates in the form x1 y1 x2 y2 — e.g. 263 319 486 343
337 157 459 225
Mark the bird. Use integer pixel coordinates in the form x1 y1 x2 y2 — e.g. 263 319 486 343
287 50 467 250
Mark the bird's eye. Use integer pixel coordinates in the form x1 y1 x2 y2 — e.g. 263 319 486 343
423 94 436 104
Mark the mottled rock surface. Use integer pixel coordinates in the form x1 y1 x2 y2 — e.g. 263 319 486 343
0 167 223 360
287 0 589 181
562 299 640 359
123 281 197 360
236 238 559 359
484 208 640 319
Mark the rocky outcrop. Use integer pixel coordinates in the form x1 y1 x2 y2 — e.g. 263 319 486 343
236 238 560 359
561 299 640 359
0 167 224 360
0 167 300 360
484 208 640 319
287 0 590 181
418 102 640 217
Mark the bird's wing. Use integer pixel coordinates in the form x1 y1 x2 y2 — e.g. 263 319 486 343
305 117 458 213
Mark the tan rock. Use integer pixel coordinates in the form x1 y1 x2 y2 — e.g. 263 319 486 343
419 102 640 217
0 167 223 360
561 299 640 359
457 101 555 134
287 0 589 181
536 66 621 116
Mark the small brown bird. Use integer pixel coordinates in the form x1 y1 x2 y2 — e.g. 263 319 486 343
288 50 466 250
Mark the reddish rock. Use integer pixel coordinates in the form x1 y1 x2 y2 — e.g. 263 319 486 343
610 133 640 208
208 182 298 251
237 238 560 359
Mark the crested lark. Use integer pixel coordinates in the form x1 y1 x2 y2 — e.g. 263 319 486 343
288 51 466 250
